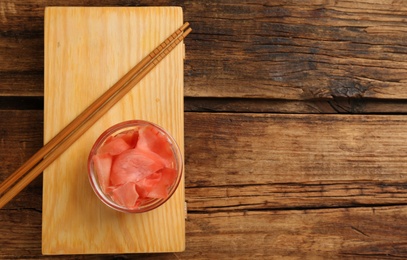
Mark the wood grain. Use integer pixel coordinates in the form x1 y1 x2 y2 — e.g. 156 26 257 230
2 1 407 100
42 7 185 254
2 110 407 258
2 0 407 259
4 206 407 259
185 97 407 114
0 110 43 184
185 113 407 186
184 0 407 99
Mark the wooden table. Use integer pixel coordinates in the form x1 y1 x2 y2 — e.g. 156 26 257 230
2 1 407 258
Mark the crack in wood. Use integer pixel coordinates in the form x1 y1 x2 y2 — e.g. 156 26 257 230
187 203 407 215
350 225 370 237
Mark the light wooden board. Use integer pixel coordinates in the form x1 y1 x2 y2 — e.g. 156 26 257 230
42 7 185 254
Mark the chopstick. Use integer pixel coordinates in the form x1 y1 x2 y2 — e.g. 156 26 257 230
0 22 192 208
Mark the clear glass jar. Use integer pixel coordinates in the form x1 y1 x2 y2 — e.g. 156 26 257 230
87 120 183 213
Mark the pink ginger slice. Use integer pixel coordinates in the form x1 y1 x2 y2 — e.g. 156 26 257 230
136 168 177 199
98 136 131 156
110 148 165 186
92 153 112 193
108 182 139 209
137 125 175 167
116 129 139 148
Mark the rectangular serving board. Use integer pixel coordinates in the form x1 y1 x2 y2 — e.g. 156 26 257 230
43 7 185 254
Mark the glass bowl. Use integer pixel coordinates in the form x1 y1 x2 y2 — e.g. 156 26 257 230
87 120 183 213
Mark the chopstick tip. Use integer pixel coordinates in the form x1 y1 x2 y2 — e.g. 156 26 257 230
181 22 190 31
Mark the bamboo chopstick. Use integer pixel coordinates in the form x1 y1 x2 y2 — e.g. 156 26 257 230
0 23 192 208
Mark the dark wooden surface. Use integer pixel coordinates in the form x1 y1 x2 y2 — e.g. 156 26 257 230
2 1 407 259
